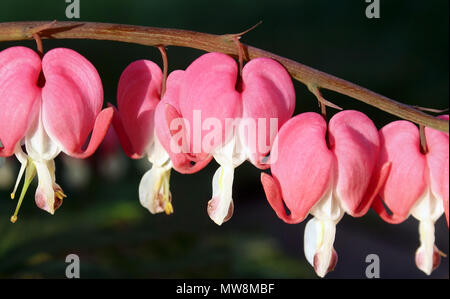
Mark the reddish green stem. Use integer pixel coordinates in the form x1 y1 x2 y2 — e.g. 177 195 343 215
0 21 447 132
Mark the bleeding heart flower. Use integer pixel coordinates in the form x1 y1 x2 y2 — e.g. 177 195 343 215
372 115 449 275
111 60 210 215
164 53 295 225
261 111 390 277
0 46 113 220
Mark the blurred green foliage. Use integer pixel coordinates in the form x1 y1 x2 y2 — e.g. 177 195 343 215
0 0 448 278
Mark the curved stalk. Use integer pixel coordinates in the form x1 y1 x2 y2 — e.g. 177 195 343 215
0 21 447 132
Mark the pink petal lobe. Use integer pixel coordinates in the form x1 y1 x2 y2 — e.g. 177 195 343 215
269 113 334 221
67 107 113 159
377 121 427 222
162 102 212 173
241 58 296 168
352 161 391 217
425 115 449 226
0 47 41 156
261 173 302 224
178 53 241 154
161 70 184 108
328 110 380 214
155 70 212 173
109 103 141 159
116 60 162 157
371 196 409 224
41 48 104 155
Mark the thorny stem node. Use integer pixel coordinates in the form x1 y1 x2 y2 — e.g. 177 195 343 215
27 20 56 38
224 21 263 40
308 84 342 119
414 106 449 114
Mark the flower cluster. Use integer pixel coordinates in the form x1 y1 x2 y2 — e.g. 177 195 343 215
0 46 448 277
0 47 112 219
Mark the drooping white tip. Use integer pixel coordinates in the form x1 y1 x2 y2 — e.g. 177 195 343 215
304 217 338 278
138 164 172 214
207 165 235 225
414 220 442 275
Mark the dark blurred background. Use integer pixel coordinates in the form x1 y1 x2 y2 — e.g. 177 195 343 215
0 0 448 279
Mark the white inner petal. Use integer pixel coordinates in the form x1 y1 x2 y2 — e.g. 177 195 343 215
25 108 60 162
304 217 338 278
146 133 170 167
208 164 235 225
138 162 173 214
207 134 247 226
411 187 444 223
139 131 174 215
304 178 344 277
213 134 246 168
304 217 320 266
34 159 57 214
310 187 344 223
410 187 444 275
415 220 437 275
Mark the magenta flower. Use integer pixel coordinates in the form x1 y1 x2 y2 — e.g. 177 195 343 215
111 60 210 215
261 111 390 277
164 53 295 225
372 116 449 275
0 46 113 219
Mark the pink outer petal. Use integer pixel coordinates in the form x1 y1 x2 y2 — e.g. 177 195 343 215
371 196 409 224
241 58 296 168
352 161 391 217
0 46 41 156
268 113 334 222
156 70 185 157
425 115 449 226
163 102 213 173
66 107 113 159
41 48 105 156
261 173 302 224
110 104 140 159
155 70 212 173
376 120 427 223
116 60 162 157
178 53 242 155
328 110 381 215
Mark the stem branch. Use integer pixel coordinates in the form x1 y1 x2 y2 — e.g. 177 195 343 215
0 21 447 132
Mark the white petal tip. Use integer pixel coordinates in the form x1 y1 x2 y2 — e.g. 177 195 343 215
415 245 442 276
207 198 234 226
138 166 173 216
35 192 55 215
313 249 338 278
